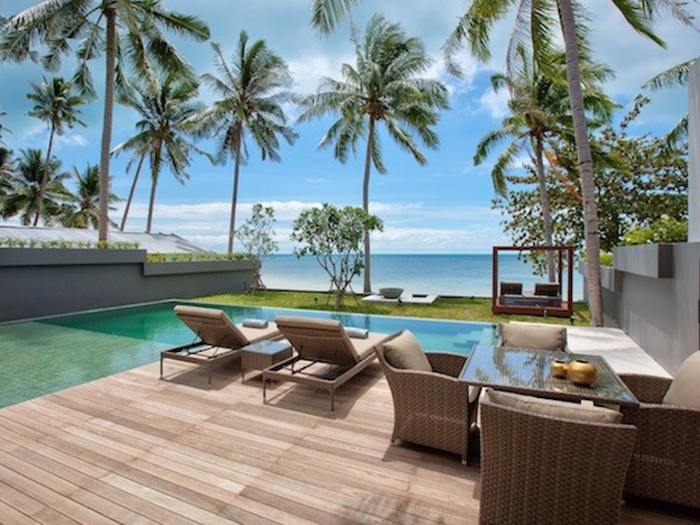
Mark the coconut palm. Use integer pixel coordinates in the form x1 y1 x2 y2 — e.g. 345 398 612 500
443 0 697 326
0 147 15 198
299 14 448 294
1 148 71 226
0 103 9 144
26 76 86 226
194 34 298 254
1 1 210 241
61 164 119 229
310 0 694 325
475 46 617 280
643 58 694 147
112 73 208 233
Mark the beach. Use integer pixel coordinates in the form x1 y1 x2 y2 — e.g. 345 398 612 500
260 253 585 300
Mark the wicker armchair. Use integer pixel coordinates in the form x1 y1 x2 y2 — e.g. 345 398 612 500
619 373 700 510
479 392 637 525
374 343 478 464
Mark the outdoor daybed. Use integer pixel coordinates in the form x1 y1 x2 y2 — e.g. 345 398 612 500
160 305 281 385
262 315 396 411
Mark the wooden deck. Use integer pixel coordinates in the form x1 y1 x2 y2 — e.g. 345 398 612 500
0 359 696 524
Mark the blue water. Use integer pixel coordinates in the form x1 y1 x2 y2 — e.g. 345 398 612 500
0 300 496 408
261 253 584 300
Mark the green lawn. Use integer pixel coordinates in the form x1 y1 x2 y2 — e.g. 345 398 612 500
198 291 591 325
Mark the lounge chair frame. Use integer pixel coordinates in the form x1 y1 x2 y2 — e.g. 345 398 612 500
262 315 395 411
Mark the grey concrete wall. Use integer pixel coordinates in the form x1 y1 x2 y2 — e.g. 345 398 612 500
596 243 700 374
0 248 255 322
688 58 700 241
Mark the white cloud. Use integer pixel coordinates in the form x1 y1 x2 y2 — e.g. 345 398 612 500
479 87 510 120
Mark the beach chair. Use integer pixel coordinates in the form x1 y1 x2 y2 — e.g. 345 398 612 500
160 305 281 385
262 315 397 411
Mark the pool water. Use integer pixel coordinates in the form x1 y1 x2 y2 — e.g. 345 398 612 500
0 301 496 409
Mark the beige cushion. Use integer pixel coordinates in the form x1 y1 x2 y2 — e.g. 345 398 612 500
383 330 432 372
498 323 567 352
486 390 623 424
663 351 700 410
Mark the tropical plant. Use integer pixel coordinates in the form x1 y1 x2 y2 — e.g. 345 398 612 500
298 13 448 294
1 148 71 226
192 33 297 254
643 57 694 147
291 204 383 308
236 203 279 292
0 102 9 144
622 215 688 245
26 76 86 225
475 45 617 280
441 0 697 327
112 73 207 233
0 147 14 198
1 1 210 241
494 100 688 256
61 164 119 229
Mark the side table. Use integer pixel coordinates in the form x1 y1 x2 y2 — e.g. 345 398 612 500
240 339 293 381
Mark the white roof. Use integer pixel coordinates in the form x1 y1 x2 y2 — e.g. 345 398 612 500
0 225 208 254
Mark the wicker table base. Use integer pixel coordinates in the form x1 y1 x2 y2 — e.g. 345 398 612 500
240 339 293 381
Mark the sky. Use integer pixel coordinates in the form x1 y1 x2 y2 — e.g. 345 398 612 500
0 0 698 254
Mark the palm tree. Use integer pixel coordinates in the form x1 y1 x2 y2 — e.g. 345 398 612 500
1 148 70 226
299 14 448 294
0 102 9 144
310 1 694 325
475 46 617 280
1 1 210 241
0 147 15 199
61 164 119 229
112 73 207 233
643 58 694 146
194 34 298 254
26 76 86 226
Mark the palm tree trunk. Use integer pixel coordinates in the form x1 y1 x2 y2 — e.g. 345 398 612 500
34 125 56 227
558 0 603 326
534 136 555 281
228 136 242 255
98 7 117 242
362 118 375 295
120 153 146 231
146 172 159 234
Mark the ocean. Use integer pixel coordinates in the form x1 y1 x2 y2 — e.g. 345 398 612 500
259 253 585 301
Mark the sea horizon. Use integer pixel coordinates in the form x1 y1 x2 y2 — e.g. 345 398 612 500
260 253 585 301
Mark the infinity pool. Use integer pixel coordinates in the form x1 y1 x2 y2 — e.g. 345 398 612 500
0 301 496 409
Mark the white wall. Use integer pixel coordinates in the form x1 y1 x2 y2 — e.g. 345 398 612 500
688 57 700 241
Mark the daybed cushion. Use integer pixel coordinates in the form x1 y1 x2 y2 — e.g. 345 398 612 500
486 390 623 424
534 282 561 297
662 351 700 410
498 323 567 352
383 330 432 372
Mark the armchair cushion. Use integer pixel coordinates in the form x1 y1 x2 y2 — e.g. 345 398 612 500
662 351 700 410
383 330 432 372
487 390 623 424
498 323 567 352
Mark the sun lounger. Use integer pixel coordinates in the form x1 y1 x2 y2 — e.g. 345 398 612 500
262 315 397 411
160 305 281 385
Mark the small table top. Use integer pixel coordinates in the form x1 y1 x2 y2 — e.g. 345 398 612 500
241 339 292 355
460 345 638 406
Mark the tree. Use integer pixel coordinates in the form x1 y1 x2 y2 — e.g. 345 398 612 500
0 102 9 144
1 148 70 226
291 204 383 308
193 34 297 255
495 98 688 257
1 1 210 241
310 0 694 325
112 73 207 233
0 147 15 199
475 46 616 280
236 203 278 292
26 76 85 226
61 163 119 229
298 14 448 294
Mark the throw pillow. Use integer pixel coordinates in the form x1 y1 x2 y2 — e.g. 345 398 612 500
383 330 432 372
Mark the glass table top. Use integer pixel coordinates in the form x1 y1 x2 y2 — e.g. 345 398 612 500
460 345 638 405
